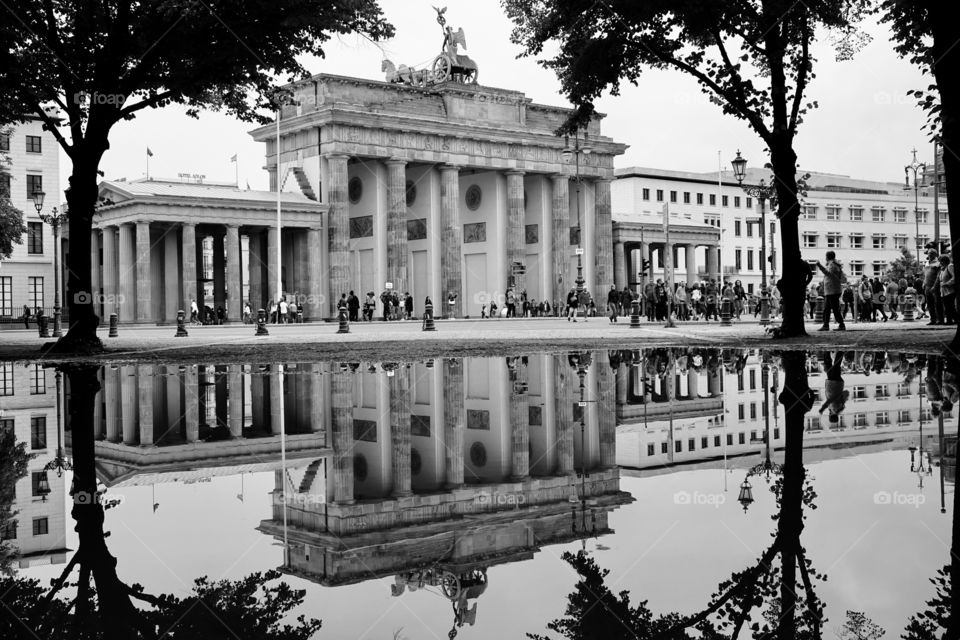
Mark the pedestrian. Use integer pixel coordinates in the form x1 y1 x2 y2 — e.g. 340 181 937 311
607 285 619 323
481 303 487 319
278 298 288 323
22 304 30 329
885 278 899 320
268 300 277 324
243 302 252 324
566 288 579 322
190 299 200 324
216 306 225 325
490 301 498 318
654 279 667 320
704 279 719 321
674 284 688 321
364 292 376 321
841 285 854 321
939 254 956 325
404 292 414 320
506 288 516 318
348 290 360 322
857 276 873 322
733 280 746 319
924 250 943 325
337 293 348 319
815 250 845 331
422 296 433 328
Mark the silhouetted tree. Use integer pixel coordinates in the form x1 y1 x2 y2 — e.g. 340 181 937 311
0 126 26 259
0 2 393 352
0 423 32 574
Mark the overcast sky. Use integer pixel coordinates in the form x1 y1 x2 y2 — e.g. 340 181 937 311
69 0 932 195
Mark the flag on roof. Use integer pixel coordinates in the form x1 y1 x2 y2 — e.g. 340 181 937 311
146 147 153 157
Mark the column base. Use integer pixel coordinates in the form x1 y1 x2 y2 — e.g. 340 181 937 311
391 491 414 499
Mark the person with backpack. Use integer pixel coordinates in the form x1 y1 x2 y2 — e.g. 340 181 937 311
815 250 846 331
939 254 956 325
924 250 943 325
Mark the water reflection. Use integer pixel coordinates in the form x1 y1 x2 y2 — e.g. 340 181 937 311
0 348 957 637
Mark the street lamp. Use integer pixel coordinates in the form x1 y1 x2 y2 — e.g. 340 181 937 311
562 131 591 297
738 358 783 512
569 352 599 549
43 370 72 477
730 151 777 326
32 191 69 337
904 148 927 259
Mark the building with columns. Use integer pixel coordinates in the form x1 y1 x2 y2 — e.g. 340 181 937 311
91 179 325 324
249 74 626 317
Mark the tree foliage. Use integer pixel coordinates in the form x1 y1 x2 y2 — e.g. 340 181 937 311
0 425 32 574
0 1 393 350
0 126 26 260
503 0 870 338
886 247 922 283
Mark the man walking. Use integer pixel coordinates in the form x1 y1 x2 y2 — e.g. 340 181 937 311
924 250 943 325
815 250 846 331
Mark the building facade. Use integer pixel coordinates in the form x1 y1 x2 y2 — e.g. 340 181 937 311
612 164 948 294
249 74 626 318
0 113 59 322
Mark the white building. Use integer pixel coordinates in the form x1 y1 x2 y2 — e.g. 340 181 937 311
0 111 60 322
612 163 947 294
0 363 70 568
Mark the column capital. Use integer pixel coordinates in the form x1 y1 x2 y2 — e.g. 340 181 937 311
325 153 351 161
505 169 526 177
439 164 462 173
385 157 408 167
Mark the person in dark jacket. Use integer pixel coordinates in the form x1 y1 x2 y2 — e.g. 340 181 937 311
607 286 619 323
347 290 360 321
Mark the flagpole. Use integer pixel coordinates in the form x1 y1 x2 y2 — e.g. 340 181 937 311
235 153 239 188
146 150 150 180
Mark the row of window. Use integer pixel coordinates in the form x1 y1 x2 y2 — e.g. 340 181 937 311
802 205 947 224
0 415 48 448
0 362 47 396
0 516 48 541
646 428 782 456
0 276 45 317
802 233 937 250
0 134 41 154
0 174 44 201
642 188 753 209
807 408 933 429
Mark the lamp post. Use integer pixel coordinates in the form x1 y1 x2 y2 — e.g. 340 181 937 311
32 191 69 337
738 358 782 512
904 148 927 259
570 352 598 549
562 131 591 296
38 370 71 502
730 152 777 326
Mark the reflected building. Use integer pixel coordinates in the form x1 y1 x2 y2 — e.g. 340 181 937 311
255 354 631 634
615 349 946 474
0 363 69 567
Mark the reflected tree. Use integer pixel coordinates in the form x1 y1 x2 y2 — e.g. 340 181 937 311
1 364 321 640
0 424 32 573
532 351 828 640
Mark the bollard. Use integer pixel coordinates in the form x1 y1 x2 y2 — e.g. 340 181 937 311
758 287 771 326
255 308 270 336
337 307 350 334
814 295 825 320
720 298 733 326
175 309 189 337
37 314 49 338
902 289 915 322
108 313 119 337
422 302 437 331
630 297 641 328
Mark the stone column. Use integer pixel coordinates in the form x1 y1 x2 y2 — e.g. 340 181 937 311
554 355 574 475
663 241 674 287
390 366 413 497
306 227 322 320
163 229 179 323
135 221 152 323
228 364 243 437
639 242 650 283
165 366 181 442
506 170 526 295
443 358 465 489
101 226 118 320
613 241 626 291
248 231 263 312
327 154 351 316
688 370 700 399
440 165 462 318
90 229 101 318
181 223 197 311
686 244 698 285
92 369 103 439
595 178 613 311
137 365 154 446
551 175 570 307
598 362 616 468
309 364 323 435
118 223 135 323
331 367 355 504
120 365 137 444
250 370 265 430
226 225 241 322
104 366 119 442
269 366 283 433
213 232 226 314
708 370 721 396
509 363 530 481
706 245 720 282
386 159 409 293
184 366 199 443
616 362 628 406
267 226 280 306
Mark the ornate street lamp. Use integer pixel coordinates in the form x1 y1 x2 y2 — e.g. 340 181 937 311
738 358 782 512
737 479 754 512
33 191 69 337
562 131 591 296
730 152 777 326
904 148 927 259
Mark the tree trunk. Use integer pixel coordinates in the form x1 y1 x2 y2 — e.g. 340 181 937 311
929 6 960 355
57 154 104 353
776 351 812 639
769 135 808 338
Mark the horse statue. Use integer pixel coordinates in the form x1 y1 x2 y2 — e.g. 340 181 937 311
382 59 432 86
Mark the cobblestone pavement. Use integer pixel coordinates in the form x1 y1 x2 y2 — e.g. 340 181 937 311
1 316 956 363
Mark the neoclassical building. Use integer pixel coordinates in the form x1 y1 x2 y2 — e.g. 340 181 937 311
250 74 627 318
